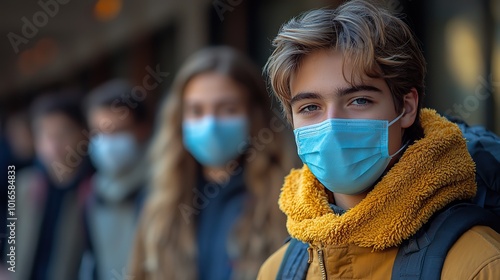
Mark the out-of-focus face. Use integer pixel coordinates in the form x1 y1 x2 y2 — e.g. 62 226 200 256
87 106 148 175
88 107 144 142
6 113 34 161
34 113 85 168
183 72 249 121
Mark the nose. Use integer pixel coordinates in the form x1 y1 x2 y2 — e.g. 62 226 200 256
326 105 344 120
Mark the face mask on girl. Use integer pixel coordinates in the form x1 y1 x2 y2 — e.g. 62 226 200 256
183 116 249 167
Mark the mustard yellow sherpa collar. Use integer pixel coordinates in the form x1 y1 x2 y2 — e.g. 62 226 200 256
280 109 476 250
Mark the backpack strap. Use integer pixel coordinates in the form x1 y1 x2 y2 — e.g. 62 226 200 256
276 238 310 280
392 202 500 280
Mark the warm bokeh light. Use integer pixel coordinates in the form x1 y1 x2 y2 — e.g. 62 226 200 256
33 38 58 67
94 0 123 22
493 0 500 133
445 18 484 89
17 37 58 76
17 49 37 76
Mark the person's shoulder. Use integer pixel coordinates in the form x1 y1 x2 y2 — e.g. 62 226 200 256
257 243 290 280
16 166 46 195
443 225 500 279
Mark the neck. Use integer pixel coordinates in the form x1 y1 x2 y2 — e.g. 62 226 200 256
49 169 78 188
332 190 370 210
203 166 230 184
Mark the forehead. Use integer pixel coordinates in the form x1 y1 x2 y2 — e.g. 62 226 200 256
290 49 387 96
292 49 341 95
35 112 80 134
89 107 134 127
183 72 247 104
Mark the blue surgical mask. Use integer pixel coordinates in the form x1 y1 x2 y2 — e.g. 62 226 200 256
89 133 141 175
183 116 249 167
294 110 406 195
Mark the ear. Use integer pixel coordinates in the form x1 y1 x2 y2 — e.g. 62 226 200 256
400 88 419 129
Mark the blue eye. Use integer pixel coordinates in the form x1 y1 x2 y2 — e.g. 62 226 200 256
300 104 320 113
351 98 371 106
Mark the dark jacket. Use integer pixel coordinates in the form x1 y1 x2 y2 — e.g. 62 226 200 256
196 169 246 280
15 160 93 280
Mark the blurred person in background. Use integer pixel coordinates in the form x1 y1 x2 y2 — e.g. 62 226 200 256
129 46 298 280
0 109 35 266
14 92 94 280
81 79 152 280
4 110 35 168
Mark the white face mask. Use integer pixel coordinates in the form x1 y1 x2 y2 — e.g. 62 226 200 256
89 133 140 175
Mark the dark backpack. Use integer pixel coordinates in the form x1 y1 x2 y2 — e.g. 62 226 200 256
447 116 500 216
275 119 500 280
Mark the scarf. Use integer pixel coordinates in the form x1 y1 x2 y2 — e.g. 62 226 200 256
279 109 476 250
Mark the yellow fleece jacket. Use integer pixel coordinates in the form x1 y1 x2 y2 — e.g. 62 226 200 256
258 109 500 279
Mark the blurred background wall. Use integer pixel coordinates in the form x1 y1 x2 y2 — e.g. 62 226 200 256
0 0 499 133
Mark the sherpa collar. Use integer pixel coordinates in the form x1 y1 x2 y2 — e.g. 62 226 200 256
279 109 476 250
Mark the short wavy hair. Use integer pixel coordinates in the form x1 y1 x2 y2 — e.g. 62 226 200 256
265 0 426 141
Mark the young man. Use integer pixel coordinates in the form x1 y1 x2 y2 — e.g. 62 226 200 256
81 79 152 280
14 93 94 280
259 1 500 279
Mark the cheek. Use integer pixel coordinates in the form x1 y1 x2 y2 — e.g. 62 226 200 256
67 134 85 151
235 105 250 117
387 124 403 155
40 133 82 162
292 117 304 129
292 113 326 129
36 136 60 162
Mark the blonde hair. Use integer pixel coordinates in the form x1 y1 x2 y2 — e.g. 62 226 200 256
265 0 426 141
130 46 296 280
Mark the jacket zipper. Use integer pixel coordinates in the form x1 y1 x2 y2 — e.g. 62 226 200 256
307 246 314 263
317 246 327 280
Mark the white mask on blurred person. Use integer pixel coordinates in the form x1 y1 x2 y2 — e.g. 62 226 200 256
89 133 140 176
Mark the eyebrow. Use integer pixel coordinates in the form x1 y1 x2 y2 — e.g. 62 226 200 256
290 92 323 107
185 97 241 106
337 85 382 96
290 84 382 106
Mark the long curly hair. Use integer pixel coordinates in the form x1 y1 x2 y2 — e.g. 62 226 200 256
129 46 298 280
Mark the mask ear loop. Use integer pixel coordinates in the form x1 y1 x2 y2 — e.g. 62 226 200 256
388 109 408 158
390 142 408 158
388 108 406 126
